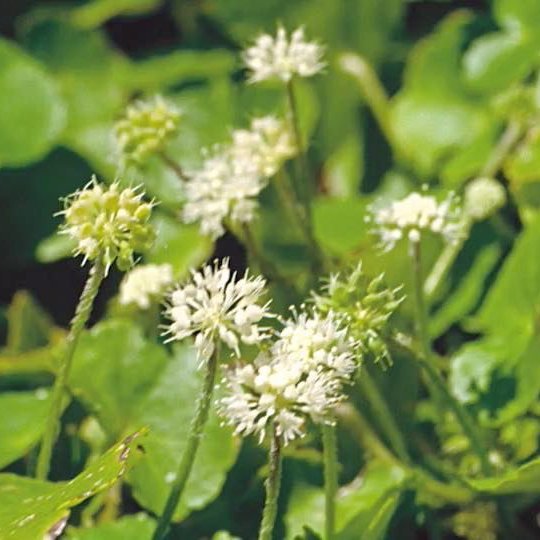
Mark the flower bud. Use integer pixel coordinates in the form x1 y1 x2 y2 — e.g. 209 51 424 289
464 177 506 222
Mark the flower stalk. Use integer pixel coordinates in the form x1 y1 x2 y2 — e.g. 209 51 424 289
36 259 106 479
258 423 283 540
153 346 220 540
322 424 338 540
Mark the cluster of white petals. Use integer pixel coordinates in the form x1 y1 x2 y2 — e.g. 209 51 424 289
369 191 461 250
219 309 355 445
164 259 271 362
464 177 506 222
182 147 265 239
119 263 173 309
243 26 325 83
231 116 296 178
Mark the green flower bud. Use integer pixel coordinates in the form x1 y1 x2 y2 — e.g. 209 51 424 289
114 95 181 167
451 502 498 540
60 176 155 273
464 177 506 222
312 262 403 367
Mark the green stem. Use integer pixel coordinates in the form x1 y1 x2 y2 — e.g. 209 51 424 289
322 424 338 540
424 217 472 300
258 424 283 540
480 121 522 178
409 241 493 476
153 347 219 540
159 151 188 181
358 370 411 464
36 260 105 480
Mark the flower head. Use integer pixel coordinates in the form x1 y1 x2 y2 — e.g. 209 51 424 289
114 95 181 166
60 177 155 272
182 146 266 239
231 116 296 178
312 262 403 367
164 259 272 362
368 191 461 250
463 177 506 222
273 310 357 380
219 354 343 445
119 263 173 309
243 26 325 83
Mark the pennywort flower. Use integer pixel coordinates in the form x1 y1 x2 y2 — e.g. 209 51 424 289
369 191 461 250
231 116 296 178
182 146 266 239
219 355 343 445
114 95 181 166
463 177 506 222
164 259 272 361
119 263 173 309
60 177 155 272
313 262 403 367
243 26 325 83
273 310 357 380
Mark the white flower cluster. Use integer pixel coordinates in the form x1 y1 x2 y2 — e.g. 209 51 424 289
464 177 506 222
219 310 355 445
164 259 271 362
231 116 296 178
119 263 173 309
182 116 293 239
369 191 461 250
243 26 325 83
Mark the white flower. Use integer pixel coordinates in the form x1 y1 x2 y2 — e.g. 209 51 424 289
164 259 271 362
119 263 173 309
243 26 325 83
231 116 296 178
369 191 461 250
273 310 358 379
219 355 343 445
182 146 266 239
464 177 506 221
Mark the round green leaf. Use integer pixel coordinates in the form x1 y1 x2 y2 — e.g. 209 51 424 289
0 38 65 167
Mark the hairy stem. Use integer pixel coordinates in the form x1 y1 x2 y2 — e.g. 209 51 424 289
410 240 493 475
322 424 338 540
358 369 411 464
36 260 105 480
153 347 219 540
258 424 283 540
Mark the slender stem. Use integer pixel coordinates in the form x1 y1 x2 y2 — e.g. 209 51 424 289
338 53 401 160
322 424 338 540
480 121 522 178
258 424 283 540
153 346 219 540
358 370 411 464
424 218 471 300
409 241 493 475
36 260 105 480
159 151 188 181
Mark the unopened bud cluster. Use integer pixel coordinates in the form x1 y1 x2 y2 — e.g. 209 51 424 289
463 177 506 222
119 263 173 310
114 95 181 166
451 502 498 540
60 177 154 272
313 263 402 367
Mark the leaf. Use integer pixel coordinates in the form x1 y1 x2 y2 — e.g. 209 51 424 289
127 344 238 521
0 346 57 377
70 0 161 29
69 320 169 438
463 33 538 94
67 320 238 521
35 232 76 264
5 291 57 353
146 212 213 278
67 513 156 539
0 430 145 540
0 38 65 167
0 390 50 469
504 127 540 185
285 463 407 540
468 456 540 494
390 12 496 180
494 0 540 34
312 197 368 255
